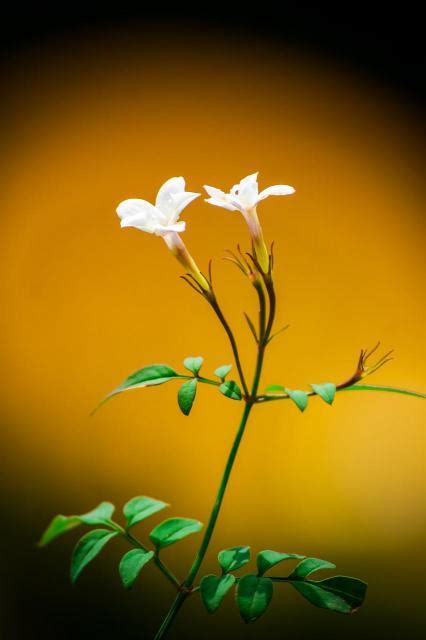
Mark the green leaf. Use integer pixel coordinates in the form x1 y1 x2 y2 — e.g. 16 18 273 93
310 382 336 405
39 502 116 546
265 384 285 393
149 517 203 549
70 529 118 583
257 550 305 576
290 576 367 614
183 356 204 375
288 557 336 579
219 380 242 401
236 575 273 623
341 384 426 399
178 379 198 415
123 496 168 529
218 546 251 573
79 502 115 526
214 364 233 381
93 364 182 412
39 515 81 546
200 574 236 613
285 388 309 412
119 549 154 589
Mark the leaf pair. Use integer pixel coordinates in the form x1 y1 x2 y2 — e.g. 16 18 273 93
40 496 204 588
265 382 337 412
200 547 367 621
200 546 250 613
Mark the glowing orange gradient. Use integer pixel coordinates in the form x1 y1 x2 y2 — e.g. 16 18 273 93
1 32 425 581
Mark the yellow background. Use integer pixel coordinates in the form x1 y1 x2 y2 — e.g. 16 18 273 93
1 28 425 638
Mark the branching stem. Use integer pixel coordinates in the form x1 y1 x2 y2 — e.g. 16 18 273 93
154 266 274 639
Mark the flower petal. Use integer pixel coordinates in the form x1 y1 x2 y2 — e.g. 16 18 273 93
239 172 259 185
154 220 186 236
257 185 295 202
238 179 259 209
155 177 186 213
116 198 163 221
170 191 200 219
205 197 239 212
120 217 156 233
204 185 227 199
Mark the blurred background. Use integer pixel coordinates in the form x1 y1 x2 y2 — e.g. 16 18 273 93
1 5 425 639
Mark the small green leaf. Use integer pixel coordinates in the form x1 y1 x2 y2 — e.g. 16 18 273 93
178 379 198 416
214 364 232 381
93 364 182 412
311 382 336 405
236 575 273 623
218 546 251 573
70 529 118 583
257 550 305 576
219 380 242 401
290 576 367 614
119 549 154 589
200 574 236 613
288 557 336 579
39 515 81 546
183 356 204 375
79 502 115 526
285 388 309 412
123 496 168 529
265 384 285 393
149 517 203 549
342 384 426 399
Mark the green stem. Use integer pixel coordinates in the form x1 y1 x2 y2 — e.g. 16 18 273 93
154 280 272 639
124 531 180 589
208 296 250 398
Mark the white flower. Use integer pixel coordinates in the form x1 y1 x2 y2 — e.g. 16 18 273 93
116 177 209 291
204 172 294 215
117 177 199 236
204 172 295 273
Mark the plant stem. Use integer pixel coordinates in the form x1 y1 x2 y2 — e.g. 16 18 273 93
124 531 180 589
154 279 272 639
208 296 249 397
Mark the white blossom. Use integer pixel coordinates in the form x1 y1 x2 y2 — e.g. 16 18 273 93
204 172 294 217
117 177 199 236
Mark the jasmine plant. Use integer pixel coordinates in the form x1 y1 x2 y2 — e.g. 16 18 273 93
40 173 425 638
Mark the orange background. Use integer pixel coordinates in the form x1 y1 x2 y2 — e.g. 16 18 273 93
1 27 425 638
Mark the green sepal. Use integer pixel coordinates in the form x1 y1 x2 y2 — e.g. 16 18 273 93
257 550 305 576
200 574 236 613
219 380 242 400
310 382 336 405
70 529 118 583
178 379 198 415
236 574 273 623
149 517 203 550
285 388 309 412
288 557 336 579
214 364 233 381
183 356 204 375
290 575 367 614
123 496 168 529
119 548 155 589
218 546 251 573
39 515 82 546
